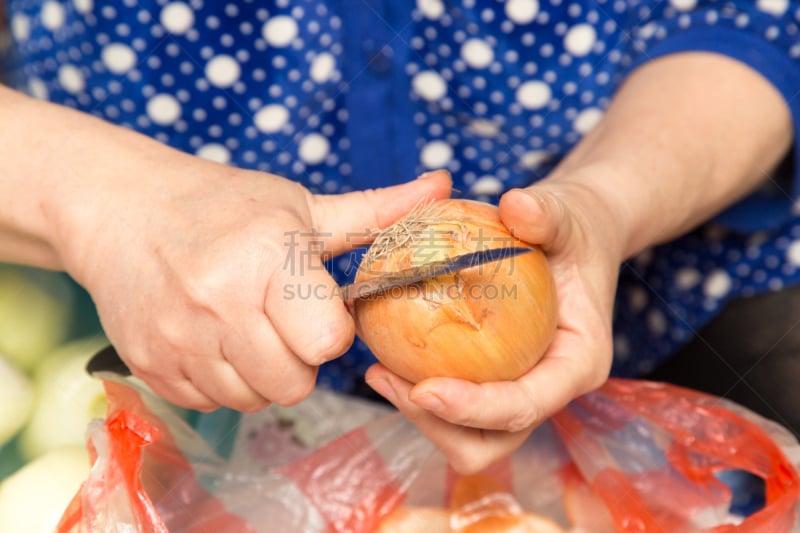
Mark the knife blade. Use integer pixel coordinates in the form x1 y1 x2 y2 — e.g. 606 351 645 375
86 344 131 376
340 246 534 302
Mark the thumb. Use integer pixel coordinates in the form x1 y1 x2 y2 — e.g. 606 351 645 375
498 187 573 252
312 169 452 255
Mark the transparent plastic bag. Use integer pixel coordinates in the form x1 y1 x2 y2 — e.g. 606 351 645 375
57 376 800 532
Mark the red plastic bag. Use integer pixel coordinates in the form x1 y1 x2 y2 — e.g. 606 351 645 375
57 376 430 532
57 376 800 532
57 379 253 532
553 380 800 532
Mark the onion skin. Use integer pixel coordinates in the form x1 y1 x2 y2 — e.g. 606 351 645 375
353 199 557 384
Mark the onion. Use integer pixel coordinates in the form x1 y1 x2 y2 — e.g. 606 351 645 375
0 265 75 371
374 505 567 533
19 335 108 460
0 354 35 448
374 472 567 532
374 507 450 533
0 446 90 533
449 473 567 532
353 199 557 384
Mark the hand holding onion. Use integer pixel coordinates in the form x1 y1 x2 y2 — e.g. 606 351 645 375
364 182 619 474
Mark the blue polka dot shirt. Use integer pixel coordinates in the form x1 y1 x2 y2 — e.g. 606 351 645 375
4 0 800 392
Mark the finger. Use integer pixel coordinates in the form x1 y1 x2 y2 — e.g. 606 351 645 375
122 347 222 411
265 236 356 366
366 363 532 474
498 187 572 250
312 169 453 254
180 356 271 412
407 339 608 433
267 170 451 364
222 315 319 406
141 372 221 412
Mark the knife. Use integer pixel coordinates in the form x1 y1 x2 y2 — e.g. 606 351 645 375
87 344 132 376
340 246 534 301
86 246 534 376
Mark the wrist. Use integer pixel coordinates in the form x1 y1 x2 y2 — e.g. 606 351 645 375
49 136 182 287
544 53 793 261
542 160 641 262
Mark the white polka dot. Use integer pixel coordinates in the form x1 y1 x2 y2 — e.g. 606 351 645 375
573 107 603 134
647 309 667 336
196 144 231 164
41 1 66 31
73 0 93 14
505 0 539 24
564 24 597 56
515 81 551 110
11 14 31 41
520 151 550 168
412 70 448 101
146 94 182 125
102 43 137 74
205 55 241 88
757 0 789 16
634 249 654 267
262 15 298 48
28 78 48 100
160 2 194 35
703 270 732 299
461 39 494 69
469 119 500 137
613 334 630 360
58 65 85 94
669 0 697 10
786 241 800 266
675 268 701 289
470 176 504 196
420 140 453 168
299 134 330 165
254 104 289 133
628 287 648 312
417 0 444 19
310 53 335 83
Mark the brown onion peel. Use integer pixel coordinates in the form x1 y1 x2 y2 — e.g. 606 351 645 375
353 198 558 384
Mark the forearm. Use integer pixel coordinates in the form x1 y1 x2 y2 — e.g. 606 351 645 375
0 86 189 272
0 87 63 268
548 52 793 259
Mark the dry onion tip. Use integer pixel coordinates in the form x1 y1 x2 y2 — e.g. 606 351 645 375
353 198 557 384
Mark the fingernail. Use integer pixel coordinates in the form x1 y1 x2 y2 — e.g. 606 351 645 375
416 169 450 180
510 187 535 203
366 377 395 400
410 391 444 413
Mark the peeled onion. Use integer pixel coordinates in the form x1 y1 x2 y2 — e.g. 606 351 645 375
353 199 557 384
19 335 109 460
0 446 90 533
0 354 35 448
